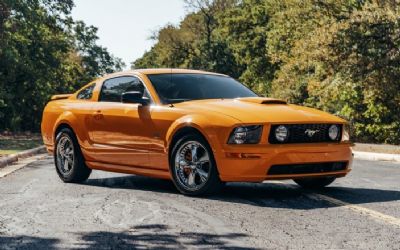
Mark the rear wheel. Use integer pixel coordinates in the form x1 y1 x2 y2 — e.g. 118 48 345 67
54 128 91 183
170 133 223 196
294 177 336 189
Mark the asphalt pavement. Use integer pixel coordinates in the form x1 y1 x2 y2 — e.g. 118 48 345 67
0 156 399 249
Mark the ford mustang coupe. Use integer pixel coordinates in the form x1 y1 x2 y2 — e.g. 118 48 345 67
41 69 352 195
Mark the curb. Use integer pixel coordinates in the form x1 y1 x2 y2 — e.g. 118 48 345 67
0 146 47 168
353 151 400 163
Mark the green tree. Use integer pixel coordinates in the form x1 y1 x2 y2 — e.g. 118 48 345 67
74 20 125 83
133 0 242 78
0 0 123 131
272 1 400 143
218 0 276 94
132 0 400 144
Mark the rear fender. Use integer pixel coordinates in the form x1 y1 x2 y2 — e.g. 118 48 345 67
53 111 90 148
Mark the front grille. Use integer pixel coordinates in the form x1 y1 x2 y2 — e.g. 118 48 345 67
268 162 347 175
269 124 342 144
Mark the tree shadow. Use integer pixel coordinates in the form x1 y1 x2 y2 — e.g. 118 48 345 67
0 224 255 249
0 235 59 249
84 175 177 194
210 182 400 209
76 224 253 249
82 175 400 210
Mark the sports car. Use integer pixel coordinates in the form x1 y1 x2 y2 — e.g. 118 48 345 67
41 69 353 195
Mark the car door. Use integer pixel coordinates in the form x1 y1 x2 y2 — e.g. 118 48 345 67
61 82 96 151
87 75 156 168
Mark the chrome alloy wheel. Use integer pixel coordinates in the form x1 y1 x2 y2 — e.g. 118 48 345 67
56 134 75 175
174 141 211 191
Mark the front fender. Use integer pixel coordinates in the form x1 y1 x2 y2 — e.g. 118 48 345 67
165 112 241 156
165 114 221 153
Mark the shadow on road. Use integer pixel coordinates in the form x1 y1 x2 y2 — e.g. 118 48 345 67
212 182 400 209
85 175 177 194
83 175 400 210
77 224 251 249
0 235 59 249
0 224 253 249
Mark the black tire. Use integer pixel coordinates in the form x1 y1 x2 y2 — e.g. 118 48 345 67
294 177 336 189
170 133 223 196
54 128 91 183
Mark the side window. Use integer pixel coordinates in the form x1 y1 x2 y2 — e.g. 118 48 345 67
77 83 95 100
99 76 150 102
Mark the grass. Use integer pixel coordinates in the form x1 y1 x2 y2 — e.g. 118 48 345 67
353 143 400 155
0 134 43 157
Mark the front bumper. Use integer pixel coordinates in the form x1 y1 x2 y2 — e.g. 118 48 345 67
215 142 353 182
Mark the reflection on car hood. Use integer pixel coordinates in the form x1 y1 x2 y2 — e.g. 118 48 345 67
173 97 345 124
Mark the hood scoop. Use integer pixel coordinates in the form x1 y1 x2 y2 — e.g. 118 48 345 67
237 97 287 105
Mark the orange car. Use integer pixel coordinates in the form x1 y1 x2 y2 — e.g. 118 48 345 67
41 69 352 195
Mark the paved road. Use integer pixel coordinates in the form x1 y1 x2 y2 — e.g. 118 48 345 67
0 156 399 249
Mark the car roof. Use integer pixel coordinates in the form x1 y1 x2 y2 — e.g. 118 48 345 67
103 68 228 78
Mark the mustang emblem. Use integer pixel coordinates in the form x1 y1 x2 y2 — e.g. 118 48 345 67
305 129 320 137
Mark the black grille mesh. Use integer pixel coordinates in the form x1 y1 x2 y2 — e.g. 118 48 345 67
269 124 342 144
268 162 348 175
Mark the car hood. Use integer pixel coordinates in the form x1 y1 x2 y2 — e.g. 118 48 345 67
173 97 345 124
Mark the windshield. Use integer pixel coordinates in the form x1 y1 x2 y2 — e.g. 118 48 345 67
147 73 258 104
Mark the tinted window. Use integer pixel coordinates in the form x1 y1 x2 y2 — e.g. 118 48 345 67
147 74 257 104
99 76 150 102
77 83 95 100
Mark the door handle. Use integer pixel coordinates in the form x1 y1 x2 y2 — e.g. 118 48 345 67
93 110 104 120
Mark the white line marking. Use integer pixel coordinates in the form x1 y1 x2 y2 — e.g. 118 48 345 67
272 181 400 228
308 193 400 227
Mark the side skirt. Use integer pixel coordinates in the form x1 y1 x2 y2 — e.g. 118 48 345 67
86 161 171 180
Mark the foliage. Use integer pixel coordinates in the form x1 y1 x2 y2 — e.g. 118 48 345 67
133 0 243 78
0 134 42 155
271 0 400 144
134 0 400 144
0 0 123 131
218 0 276 94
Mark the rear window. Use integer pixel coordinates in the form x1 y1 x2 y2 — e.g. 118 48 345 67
77 83 95 100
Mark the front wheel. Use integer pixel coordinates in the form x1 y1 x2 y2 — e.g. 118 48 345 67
54 128 91 183
170 134 223 196
294 177 336 189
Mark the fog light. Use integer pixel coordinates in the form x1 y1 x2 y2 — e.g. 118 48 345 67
275 125 289 142
328 125 340 140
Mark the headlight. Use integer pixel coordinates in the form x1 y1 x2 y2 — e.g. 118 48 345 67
228 125 262 144
328 124 340 140
275 125 289 142
342 124 350 142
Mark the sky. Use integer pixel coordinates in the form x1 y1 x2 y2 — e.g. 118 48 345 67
71 0 186 69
